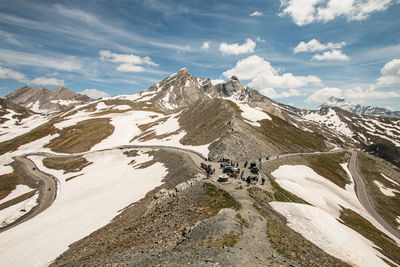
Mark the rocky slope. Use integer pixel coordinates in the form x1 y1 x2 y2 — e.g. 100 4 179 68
6 86 92 114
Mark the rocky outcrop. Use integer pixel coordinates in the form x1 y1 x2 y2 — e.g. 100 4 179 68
6 86 92 114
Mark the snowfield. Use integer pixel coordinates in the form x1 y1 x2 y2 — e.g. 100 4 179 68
270 202 391 267
0 110 48 143
270 164 399 266
0 149 167 267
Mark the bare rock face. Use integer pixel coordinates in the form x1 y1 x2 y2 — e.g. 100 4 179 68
214 76 266 102
6 86 92 114
146 68 219 111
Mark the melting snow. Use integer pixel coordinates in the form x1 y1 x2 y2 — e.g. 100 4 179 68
373 180 399 197
0 193 39 228
0 150 166 266
270 164 400 261
270 202 392 267
236 103 271 127
304 109 353 137
0 185 34 205
381 173 400 187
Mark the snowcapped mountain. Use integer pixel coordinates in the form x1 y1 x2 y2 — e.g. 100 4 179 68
6 86 92 114
1 68 400 267
321 96 400 118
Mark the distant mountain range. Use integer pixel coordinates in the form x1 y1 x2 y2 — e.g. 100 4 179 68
320 96 400 118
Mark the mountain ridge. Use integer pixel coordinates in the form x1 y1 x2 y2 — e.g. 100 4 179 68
320 96 400 118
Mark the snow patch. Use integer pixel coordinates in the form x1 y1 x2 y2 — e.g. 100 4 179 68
381 173 400 187
0 185 34 205
373 180 399 197
0 192 39 228
237 103 271 127
270 202 392 267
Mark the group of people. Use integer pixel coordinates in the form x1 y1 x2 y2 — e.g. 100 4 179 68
203 157 266 186
200 163 215 178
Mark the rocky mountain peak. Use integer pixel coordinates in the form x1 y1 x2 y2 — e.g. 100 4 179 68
5 86 92 114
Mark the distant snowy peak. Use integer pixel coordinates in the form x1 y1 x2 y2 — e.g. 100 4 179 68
6 86 92 114
320 96 400 118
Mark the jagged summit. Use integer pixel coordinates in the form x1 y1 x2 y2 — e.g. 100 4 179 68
6 86 92 114
320 96 400 118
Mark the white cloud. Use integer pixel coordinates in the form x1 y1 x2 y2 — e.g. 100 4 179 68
312 50 349 61
377 58 400 85
0 66 27 83
116 64 145 72
79 89 110 99
30 77 65 86
250 11 263 16
0 49 82 71
222 55 321 89
211 79 225 85
100 50 158 73
219 38 256 55
294 39 346 53
260 88 302 98
306 87 342 103
280 0 396 26
279 0 322 26
344 86 400 99
201 41 211 49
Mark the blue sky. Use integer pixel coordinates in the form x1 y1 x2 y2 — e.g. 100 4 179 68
0 0 399 110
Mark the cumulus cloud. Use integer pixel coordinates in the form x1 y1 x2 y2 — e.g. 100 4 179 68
377 58 400 85
30 77 65 86
280 0 396 26
344 86 400 99
222 55 321 89
0 66 27 83
79 89 110 99
260 88 302 98
201 41 211 50
219 38 256 55
294 39 346 53
250 11 263 16
99 50 158 73
306 87 342 103
312 50 349 61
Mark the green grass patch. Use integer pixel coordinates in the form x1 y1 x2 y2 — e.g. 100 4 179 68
45 118 114 153
203 183 241 216
340 208 400 265
258 113 327 153
304 153 349 189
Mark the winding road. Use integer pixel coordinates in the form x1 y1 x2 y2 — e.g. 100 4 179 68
0 156 57 233
348 149 400 240
2 146 399 242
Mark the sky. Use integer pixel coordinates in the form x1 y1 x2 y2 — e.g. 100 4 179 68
0 0 399 110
